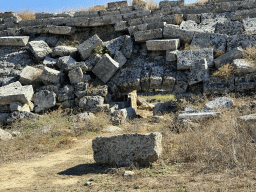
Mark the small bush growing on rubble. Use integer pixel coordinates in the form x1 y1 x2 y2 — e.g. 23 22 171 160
174 14 184 25
93 45 110 56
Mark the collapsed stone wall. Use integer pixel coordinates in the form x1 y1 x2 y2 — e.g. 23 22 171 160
1 0 256 120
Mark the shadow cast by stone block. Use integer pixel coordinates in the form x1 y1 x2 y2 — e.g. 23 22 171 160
58 163 113 176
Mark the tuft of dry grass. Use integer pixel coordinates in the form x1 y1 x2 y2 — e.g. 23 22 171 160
87 5 106 11
243 45 256 62
132 0 158 10
212 63 234 79
17 9 36 20
186 0 209 6
174 14 184 25
183 43 200 50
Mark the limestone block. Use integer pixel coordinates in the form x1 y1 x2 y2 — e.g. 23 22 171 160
134 28 163 42
0 85 34 105
35 12 57 19
52 46 77 57
185 14 201 24
115 21 128 31
178 111 221 120
191 33 227 53
235 73 256 92
231 8 256 21
227 35 256 51
122 10 151 20
120 6 133 14
111 107 136 124
33 90 56 113
66 17 89 27
166 50 178 62
21 25 48 34
234 59 256 74
19 19 43 27
92 54 119 83
204 97 234 110
43 56 57 67
92 132 162 166
79 96 104 111
68 67 84 84
47 25 75 35
146 39 180 51
153 101 176 116
114 50 127 68
104 35 126 56
177 48 213 70
9 102 31 112
99 10 121 16
0 129 12 140
0 36 29 46
159 0 183 8
128 26 138 35
215 21 243 35
28 40 52 61
57 85 74 102
108 1 128 9
180 20 215 33
163 24 195 43
40 66 65 85
56 56 76 71
3 81 22 88
77 34 103 60
243 18 256 32
84 54 102 71
188 59 209 85
75 112 95 122
19 66 43 85
214 47 243 68
74 11 99 17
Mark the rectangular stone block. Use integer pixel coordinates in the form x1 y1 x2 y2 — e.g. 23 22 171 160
231 8 256 21
166 50 178 62
47 25 75 35
40 66 65 85
18 19 43 27
92 54 119 83
146 39 180 51
122 10 151 20
243 18 256 32
115 21 128 31
234 59 256 74
74 11 99 17
19 66 43 85
0 85 34 105
235 73 256 92
134 28 163 42
0 36 29 46
227 35 256 51
28 40 52 61
92 132 162 166
178 111 221 120
177 48 214 70
77 34 103 60
188 58 209 85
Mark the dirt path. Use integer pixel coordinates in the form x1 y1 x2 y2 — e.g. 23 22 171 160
0 139 93 191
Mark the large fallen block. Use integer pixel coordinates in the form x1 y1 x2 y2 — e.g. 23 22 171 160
92 132 162 166
77 34 103 60
19 66 43 86
177 48 213 70
104 35 126 56
234 59 256 74
40 66 65 85
188 58 209 85
205 97 234 110
146 39 180 51
92 54 119 83
0 36 29 46
28 40 52 61
47 25 75 35
0 85 34 105
52 46 77 57
79 96 105 111
33 90 56 113
235 73 256 92
134 28 163 42
227 35 256 51
178 111 221 120
243 18 256 32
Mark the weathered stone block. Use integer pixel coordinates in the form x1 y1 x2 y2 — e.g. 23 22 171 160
33 90 56 113
134 28 163 42
92 132 162 166
146 39 180 51
188 58 209 85
77 34 103 60
114 50 127 68
19 66 43 85
108 1 128 9
56 56 76 71
205 97 234 110
185 14 201 24
0 36 29 46
28 40 52 61
121 35 133 58
177 48 214 70
40 66 64 85
84 54 102 71
215 21 243 35
227 35 256 51
243 18 256 32
104 35 125 56
0 85 34 105
79 96 104 111
234 59 256 74
166 50 178 62
52 46 77 57
92 54 119 83
43 56 57 67
178 111 221 120
47 25 75 35
235 73 256 92
68 67 84 84
115 21 128 31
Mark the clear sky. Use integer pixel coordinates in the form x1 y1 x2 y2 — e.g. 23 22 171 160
1 0 197 13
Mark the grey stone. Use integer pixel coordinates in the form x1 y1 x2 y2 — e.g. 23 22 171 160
234 59 256 74
0 113 10 124
235 73 256 92
121 35 133 59
177 48 214 70
115 21 128 31
11 131 20 137
104 35 125 56
9 102 23 112
19 66 43 86
33 90 56 113
214 47 243 68
114 50 127 68
0 129 12 140
188 58 209 85
92 132 162 166
111 107 136 124
68 67 84 84
191 33 228 53
77 34 103 60
52 46 77 57
40 66 65 85
2 81 22 88
153 101 176 116
74 11 99 18
178 111 221 120
28 40 52 61
227 35 256 51
185 14 201 24
166 50 178 62
57 85 74 102
243 18 256 32
0 85 34 105
6 111 36 123
56 56 76 71
0 36 29 46
47 25 75 35
75 112 95 122
122 10 151 20
84 54 101 71
237 113 256 142
134 28 163 42
146 39 179 51
43 56 57 67
92 54 119 83
215 21 243 35
79 96 104 111
180 20 215 33
204 97 234 110
124 171 135 176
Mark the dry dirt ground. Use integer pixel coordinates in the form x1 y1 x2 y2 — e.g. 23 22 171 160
1 132 256 192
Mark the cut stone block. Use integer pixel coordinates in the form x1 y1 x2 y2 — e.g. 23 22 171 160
77 34 103 60
188 58 209 85
177 48 214 70
68 67 84 84
56 56 76 71
214 47 243 68
243 18 256 32
43 56 57 67
104 35 125 56
115 21 128 31
0 36 29 46
237 113 256 141
178 111 221 120
28 40 52 61
40 66 65 85
92 132 162 166
121 35 133 58
47 25 75 35
204 97 234 110
9 102 32 112
180 20 215 33
84 54 102 71
227 35 256 51
146 39 180 51
185 14 201 24
114 50 127 68
215 21 243 35
0 85 34 105
19 66 43 85
166 50 178 62
235 73 256 92
33 90 56 113
191 33 228 53
92 54 119 83
79 96 104 111
52 46 77 57
134 28 163 42
234 59 256 74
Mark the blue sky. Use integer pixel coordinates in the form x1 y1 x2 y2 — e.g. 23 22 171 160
1 0 197 12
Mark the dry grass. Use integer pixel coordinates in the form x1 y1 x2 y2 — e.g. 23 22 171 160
183 43 200 50
174 14 184 25
243 45 256 62
17 9 36 20
186 0 209 6
132 0 158 10
214 50 225 58
87 5 106 11
212 63 234 79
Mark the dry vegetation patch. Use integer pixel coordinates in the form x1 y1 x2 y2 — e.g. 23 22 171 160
17 9 36 20
132 0 158 10
186 0 209 6
212 63 234 79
